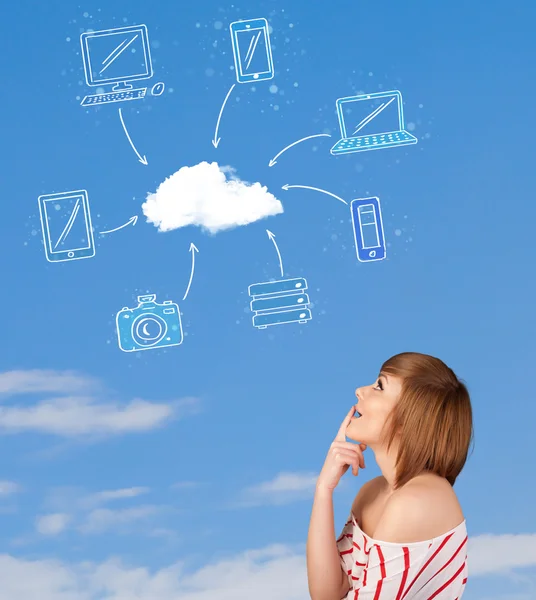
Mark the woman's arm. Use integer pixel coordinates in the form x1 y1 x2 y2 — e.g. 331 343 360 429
306 484 349 600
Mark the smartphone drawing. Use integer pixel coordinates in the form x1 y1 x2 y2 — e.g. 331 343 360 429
350 197 386 263
229 18 274 83
38 190 95 263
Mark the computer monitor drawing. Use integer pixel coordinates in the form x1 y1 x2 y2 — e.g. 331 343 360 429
80 24 157 106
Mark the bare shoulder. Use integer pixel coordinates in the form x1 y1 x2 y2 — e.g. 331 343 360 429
350 476 385 517
373 474 465 543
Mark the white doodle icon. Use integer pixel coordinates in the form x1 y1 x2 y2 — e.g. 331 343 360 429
330 90 418 155
38 190 95 263
80 24 165 107
116 294 183 352
248 277 312 329
230 18 274 84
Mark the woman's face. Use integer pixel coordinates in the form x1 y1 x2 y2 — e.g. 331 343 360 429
345 371 403 445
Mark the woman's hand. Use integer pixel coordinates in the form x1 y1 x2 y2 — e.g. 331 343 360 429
316 406 367 492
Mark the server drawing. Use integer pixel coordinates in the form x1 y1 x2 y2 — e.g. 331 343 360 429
248 277 312 329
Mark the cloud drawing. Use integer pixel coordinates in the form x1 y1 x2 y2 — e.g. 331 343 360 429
142 161 284 234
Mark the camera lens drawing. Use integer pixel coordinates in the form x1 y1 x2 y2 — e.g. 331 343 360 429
116 294 183 352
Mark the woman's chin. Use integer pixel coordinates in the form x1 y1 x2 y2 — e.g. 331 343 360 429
346 421 366 443
345 427 358 442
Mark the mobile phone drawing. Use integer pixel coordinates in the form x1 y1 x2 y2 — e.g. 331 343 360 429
350 197 386 263
230 18 274 84
38 190 96 263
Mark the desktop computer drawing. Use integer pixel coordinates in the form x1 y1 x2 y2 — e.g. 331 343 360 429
248 277 312 329
80 24 160 107
330 90 418 156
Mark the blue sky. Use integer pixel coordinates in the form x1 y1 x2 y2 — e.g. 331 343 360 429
0 0 534 598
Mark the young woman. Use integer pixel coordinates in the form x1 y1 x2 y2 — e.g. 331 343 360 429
306 352 473 600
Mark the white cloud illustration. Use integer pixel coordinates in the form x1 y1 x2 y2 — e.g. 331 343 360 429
142 161 283 234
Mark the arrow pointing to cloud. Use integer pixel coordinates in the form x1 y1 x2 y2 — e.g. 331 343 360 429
119 108 148 165
266 230 284 277
281 184 348 206
99 215 138 235
268 133 331 167
212 83 236 148
183 243 199 301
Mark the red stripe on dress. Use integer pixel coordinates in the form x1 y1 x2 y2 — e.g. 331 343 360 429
340 548 354 556
432 536 468 579
423 536 468 589
401 532 455 599
375 545 387 579
394 547 411 600
426 560 466 600
338 526 353 542
372 545 387 600
353 540 362 551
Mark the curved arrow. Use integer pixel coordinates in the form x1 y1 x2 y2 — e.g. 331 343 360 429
269 133 331 167
99 215 138 235
183 243 199 301
212 84 236 148
281 184 348 205
118 108 148 165
266 230 284 277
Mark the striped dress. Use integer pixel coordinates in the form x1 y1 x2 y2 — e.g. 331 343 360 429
337 512 468 599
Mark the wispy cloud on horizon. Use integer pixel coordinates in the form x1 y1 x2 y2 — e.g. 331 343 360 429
0 532 535 599
0 369 201 438
0 369 98 396
35 486 170 538
0 480 21 496
231 471 319 508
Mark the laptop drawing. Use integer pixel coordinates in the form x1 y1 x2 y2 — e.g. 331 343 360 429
330 90 418 156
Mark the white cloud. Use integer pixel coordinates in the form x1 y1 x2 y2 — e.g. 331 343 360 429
0 533 534 599
0 396 174 436
37 487 162 537
80 487 150 509
468 533 536 574
236 472 318 507
0 370 96 397
44 486 151 513
142 161 284 234
0 544 306 600
0 369 200 438
36 513 71 536
0 481 20 496
77 506 160 535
